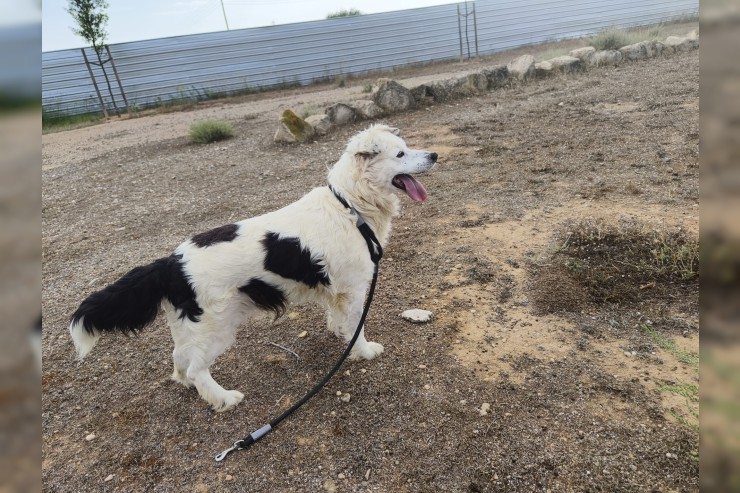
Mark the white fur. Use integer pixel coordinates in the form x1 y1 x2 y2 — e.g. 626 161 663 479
75 124 436 412
70 318 100 360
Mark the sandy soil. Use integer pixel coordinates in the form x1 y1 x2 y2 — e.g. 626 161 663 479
43 45 698 492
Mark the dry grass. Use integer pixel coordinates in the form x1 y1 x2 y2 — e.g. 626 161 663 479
530 219 698 313
188 119 235 144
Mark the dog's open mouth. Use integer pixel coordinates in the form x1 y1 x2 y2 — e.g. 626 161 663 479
392 174 428 203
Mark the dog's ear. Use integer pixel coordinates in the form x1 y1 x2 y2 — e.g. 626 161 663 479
387 127 401 136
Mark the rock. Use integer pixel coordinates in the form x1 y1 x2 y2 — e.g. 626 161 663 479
104 474 115 482
462 72 489 93
305 114 332 136
337 473 346 480
373 78 415 112
686 29 699 41
225 474 234 481
619 40 664 61
298 330 308 338
481 65 509 89
351 99 384 119
336 391 342 396
548 55 583 73
507 55 536 80
365 469 371 480
534 61 553 78
409 84 433 103
400 309 433 323
589 50 623 67
274 109 315 143
324 103 356 125
479 403 491 416
424 384 431 390
323 480 338 493
569 46 596 63
340 393 351 402
426 80 453 102
85 433 96 441
664 36 698 53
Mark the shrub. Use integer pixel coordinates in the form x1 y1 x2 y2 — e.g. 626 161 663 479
327 8 362 19
590 31 630 50
362 82 373 93
189 119 234 144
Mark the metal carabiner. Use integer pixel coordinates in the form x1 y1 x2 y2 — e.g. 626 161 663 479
215 440 242 462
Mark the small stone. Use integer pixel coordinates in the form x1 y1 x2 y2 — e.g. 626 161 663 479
360 368 367 373
344 370 350 376
298 331 308 338
365 469 371 480
337 473 346 480
323 480 338 493
400 309 433 323
630 464 637 471
460 399 467 405
336 391 342 396
85 433 96 441
424 384 431 390
479 403 491 416
340 393 351 402
418 364 427 369
104 474 114 482
225 474 234 481
624 351 631 357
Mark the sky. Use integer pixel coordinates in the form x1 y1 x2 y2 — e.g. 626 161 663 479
41 0 458 52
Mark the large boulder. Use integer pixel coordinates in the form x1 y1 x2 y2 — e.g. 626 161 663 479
325 103 356 125
548 55 584 73
373 78 415 112
507 54 536 80
687 29 699 41
569 47 596 64
534 60 553 78
664 35 699 53
462 72 489 93
304 114 332 136
482 65 509 89
410 84 433 104
619 40 664 61
274 109 315 143
589 50 623 67
351 100 384 119
426 79 459 102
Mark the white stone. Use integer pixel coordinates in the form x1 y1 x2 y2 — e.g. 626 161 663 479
400 309 433 323
85 433 96 441
569 46 596 62
351 100 384 119
298 330 308 338
305 114 332 136
104 474 115 482
325 103 356 125
479 403 491 416
507 55 536 80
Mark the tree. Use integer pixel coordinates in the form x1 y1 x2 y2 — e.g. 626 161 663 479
66 0 109 54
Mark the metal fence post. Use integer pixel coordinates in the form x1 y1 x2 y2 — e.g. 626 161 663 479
80 48 108 118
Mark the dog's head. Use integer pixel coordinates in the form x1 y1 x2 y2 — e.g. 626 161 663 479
332 124 437 203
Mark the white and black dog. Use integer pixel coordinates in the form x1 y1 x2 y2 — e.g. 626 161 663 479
70 124 437 412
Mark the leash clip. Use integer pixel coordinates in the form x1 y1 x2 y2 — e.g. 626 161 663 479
215 440 242 462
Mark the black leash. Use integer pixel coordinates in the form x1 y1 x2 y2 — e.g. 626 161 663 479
215 186 382 462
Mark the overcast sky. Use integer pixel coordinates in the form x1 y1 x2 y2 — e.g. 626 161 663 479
41 0 458 52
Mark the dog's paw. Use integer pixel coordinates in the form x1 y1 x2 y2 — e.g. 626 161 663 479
171 368 193 388
349 341 384 361
212 390 244 413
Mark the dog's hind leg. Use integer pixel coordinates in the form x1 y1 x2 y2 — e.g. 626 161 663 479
327 290 384 361
163 301 192 388
169 299 245 412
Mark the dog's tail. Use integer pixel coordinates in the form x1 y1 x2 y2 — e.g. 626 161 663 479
69 255 190 359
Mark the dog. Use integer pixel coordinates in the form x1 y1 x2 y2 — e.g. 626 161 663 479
69 124 437 412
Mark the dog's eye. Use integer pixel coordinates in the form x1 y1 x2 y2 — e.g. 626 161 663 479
397 151 405 158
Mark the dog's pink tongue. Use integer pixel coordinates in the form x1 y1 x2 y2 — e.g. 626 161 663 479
398 175 428 203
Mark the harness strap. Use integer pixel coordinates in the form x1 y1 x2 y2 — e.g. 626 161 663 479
215 185 383 462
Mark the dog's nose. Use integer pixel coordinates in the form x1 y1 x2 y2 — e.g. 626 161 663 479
429 152 438 162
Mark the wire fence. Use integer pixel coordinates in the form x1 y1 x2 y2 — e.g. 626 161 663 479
41 0 698 118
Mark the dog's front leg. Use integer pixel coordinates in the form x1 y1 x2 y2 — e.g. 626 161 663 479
328 290 384 360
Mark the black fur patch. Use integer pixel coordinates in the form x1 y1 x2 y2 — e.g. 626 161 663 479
262 232 330 287
191 223 239 248
70 254 202 335
239 278 287 318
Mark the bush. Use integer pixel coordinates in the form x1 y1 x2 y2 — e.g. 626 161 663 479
189 119 235 144
590 31 630 50
362 82 373 93
327 8 362 18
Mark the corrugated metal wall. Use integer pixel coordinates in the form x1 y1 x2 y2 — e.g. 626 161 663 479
41 0 697 117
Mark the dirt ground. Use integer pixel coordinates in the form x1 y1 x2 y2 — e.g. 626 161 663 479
42 44 699 492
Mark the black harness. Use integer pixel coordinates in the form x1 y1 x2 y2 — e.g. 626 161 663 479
215 185 382 462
